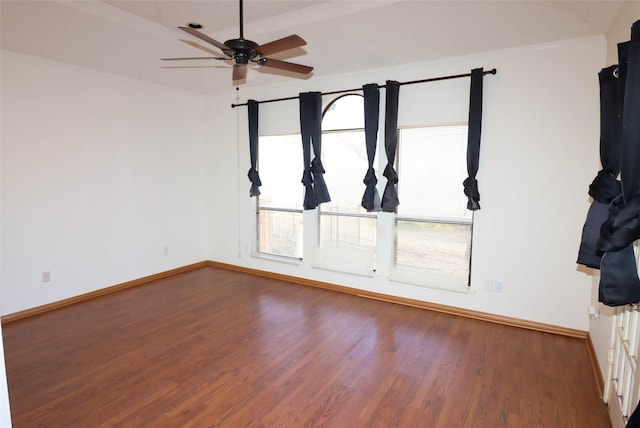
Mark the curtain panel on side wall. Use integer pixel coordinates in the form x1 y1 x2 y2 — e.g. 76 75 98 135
577 66 622 268
381 80 400 212
362 84 381 212
247 99 262 197
578 20 640 306
300 92 330 210
463 68 484 211
597 21 640 306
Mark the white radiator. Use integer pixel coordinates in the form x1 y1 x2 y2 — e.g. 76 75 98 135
606 303 640 426
605 242 640 427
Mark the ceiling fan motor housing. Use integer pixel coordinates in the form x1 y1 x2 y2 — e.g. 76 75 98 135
224 38 260 65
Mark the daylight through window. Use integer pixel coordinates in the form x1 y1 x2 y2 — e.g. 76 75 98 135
257 134 303 259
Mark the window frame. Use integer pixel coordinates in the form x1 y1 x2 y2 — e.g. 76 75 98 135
390 123 474 290
313 94 378 275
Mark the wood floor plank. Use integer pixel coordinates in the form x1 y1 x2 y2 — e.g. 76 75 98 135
2 266 610 427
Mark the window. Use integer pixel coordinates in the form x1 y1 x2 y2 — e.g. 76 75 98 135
257 134 303 259
392 125 472 289
315 94 377 274
253 99 474 291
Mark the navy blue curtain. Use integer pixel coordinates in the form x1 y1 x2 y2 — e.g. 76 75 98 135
577 65 622 268
300 92 330 210
247 99 262 197
362 84 381 212
628 402 640 428
620 25 640 204
592 20 640 307
463 68 484 210
381 80 400 212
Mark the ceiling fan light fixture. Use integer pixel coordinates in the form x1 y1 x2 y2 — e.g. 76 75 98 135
187 22 202 29
235 53 250 65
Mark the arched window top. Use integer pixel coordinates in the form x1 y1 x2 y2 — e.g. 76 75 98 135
322 93 364 131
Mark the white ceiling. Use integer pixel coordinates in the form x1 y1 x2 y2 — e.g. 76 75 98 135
0 0 630 94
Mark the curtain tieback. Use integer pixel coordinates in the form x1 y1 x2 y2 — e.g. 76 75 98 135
363 167 378 186
383 164 398 183
247 167 262 197
310 157 326 174
301 169 314 186
247 167 262 186
463 177 481 210
598 196 640 252
589 170 621 203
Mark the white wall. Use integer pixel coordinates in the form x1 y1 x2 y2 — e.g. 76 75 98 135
0 50 209 315
207 35 605 332
589 9 640 388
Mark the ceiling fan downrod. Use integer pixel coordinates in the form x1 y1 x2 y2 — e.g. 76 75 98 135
239 0 244 40
223 0 258 65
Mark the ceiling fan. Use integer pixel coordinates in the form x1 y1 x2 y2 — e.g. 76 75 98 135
161 0 313 82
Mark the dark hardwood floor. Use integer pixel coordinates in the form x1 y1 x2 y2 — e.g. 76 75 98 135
3 266 610 427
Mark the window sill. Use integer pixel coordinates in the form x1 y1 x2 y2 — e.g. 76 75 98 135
311 263 376 278
251 252 303 266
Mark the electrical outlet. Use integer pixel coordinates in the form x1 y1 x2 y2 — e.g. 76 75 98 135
163 246 169 256
484 279 494 292
42 271 51 283
495 280 504 293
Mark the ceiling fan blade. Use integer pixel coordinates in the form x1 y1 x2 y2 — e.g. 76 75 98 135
161 65 228 70
233 65 247 81
178 26 230 53
161 57 228 61
180 39 226 56
255 35 307 57
258 58 313 75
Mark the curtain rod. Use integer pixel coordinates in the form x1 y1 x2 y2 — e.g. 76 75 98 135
230 68 497 108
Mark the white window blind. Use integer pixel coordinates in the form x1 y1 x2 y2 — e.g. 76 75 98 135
392 125 472 289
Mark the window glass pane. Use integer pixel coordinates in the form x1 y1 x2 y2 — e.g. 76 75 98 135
315 95 376 274
257 134 303 259
319 215 376 251
258 209 303 259
321 130 369 215
322 94 364 131
395 219 471 279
